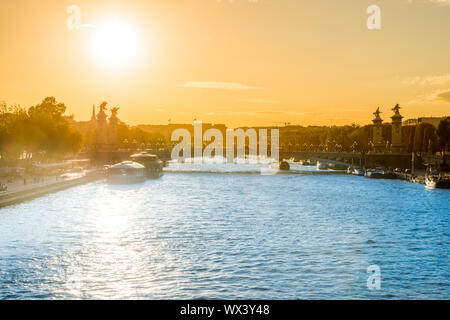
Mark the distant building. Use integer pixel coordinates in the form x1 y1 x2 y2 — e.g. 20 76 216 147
66 103 121 151
418 117 447 129
403 118 418 126
403 116 448 128
64 105 96 136
138 123 227 145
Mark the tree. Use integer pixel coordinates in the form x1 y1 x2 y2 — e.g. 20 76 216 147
28 96 66 118
437 118 450 165
0 103 29 164
413 123 425 155
404 125 416 153
0 97 82 165
421 123 437 154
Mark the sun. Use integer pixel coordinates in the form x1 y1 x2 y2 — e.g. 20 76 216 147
91 21 140 68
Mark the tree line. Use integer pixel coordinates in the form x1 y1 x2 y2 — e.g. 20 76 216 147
1 97 449 165
279 120 449 156
0 97 82 166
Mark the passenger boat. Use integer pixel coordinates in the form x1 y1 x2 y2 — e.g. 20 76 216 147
107 161 146 184
329 163 347 170
316 162 328 170
130 152 164 179
364 169 383 179
365 169 397 179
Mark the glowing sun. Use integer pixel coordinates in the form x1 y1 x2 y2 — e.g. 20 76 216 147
91 21 140 68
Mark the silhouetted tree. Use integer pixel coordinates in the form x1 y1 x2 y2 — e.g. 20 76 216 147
413 123 425 155
422 123 437 154
0 97 82 165
437 118 450 165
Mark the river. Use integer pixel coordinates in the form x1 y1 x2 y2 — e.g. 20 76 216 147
0 165 448 299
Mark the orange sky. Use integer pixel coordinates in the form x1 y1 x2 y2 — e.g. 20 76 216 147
0 0 449 127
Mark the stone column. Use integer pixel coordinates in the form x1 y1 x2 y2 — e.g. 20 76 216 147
372 108 384 153
95 106 108 149
108 108 119 149
391 104 404 153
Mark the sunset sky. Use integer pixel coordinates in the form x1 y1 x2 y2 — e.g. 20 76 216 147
0 0 449 127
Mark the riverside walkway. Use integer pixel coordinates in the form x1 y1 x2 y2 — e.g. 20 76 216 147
0 173 103 208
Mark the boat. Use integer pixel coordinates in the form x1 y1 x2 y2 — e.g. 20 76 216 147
352 168 365 176
425 175 450 189
329 163 347 170
107 161 147 184
365 169 397 179
316 162 328 170
130 152 164 179
364 169 383 179
425 165 450 189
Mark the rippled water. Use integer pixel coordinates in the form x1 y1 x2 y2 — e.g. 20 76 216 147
0 170 449 299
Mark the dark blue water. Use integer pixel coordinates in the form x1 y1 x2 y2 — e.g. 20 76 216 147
0 173 449 299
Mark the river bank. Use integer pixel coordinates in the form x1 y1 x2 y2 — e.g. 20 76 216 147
0 174 103 208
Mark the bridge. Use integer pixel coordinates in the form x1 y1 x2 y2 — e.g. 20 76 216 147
146 150 413 169
83 149 416 170
281 151 417 169
280 151 362 168
144 150 362 167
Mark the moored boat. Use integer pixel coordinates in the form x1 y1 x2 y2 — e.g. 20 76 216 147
316 162 328 170
364 169 383 179
107 161 146 184
365 169 397 179
352 168 365 176
130 152 164 179
425 174 450 189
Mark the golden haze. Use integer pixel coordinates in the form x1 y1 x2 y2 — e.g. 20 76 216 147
0 0 449 128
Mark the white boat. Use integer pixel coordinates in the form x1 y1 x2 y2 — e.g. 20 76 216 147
425 165 450 189
352 168 365 176
107 161 146 184
130 152 164 179
425 174 450 189
316 162 328 170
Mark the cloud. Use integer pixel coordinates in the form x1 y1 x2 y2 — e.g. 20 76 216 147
435 90 450 103
406 88 450 104
240 99 278 104
429 0 450 5
207 110 319 117
150 107 168 113
179 81 261 90
403 74 450 86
